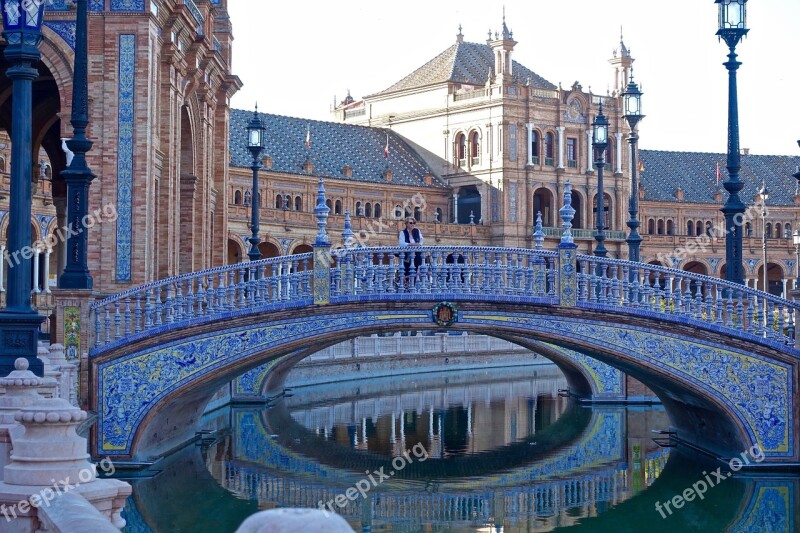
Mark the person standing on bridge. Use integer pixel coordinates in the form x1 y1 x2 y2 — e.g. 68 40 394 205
399 217 423 285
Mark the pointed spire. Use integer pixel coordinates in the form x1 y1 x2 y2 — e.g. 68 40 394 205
502 6 512 39
341 209 355 249
456 24 464 44
560 181 576 245
533 212 545 250
619 26 630 57
314 178 330 245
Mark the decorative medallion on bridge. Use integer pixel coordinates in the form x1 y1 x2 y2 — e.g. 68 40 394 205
432 302 458 327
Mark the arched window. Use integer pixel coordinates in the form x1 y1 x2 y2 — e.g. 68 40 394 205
657 219 664 235
335 199 342 215
695 221 703 237
365 203 372 218
687 221 694 236
785 223 792 238
294 196 302 211
356 201 363 217
414 207 421 221
325 199 332 211
765 222 772 239
234 190 242 205
705 221 712 237
594 193 612 230
0 157 5 173
243 190 251 206
648 219 655 235
666 220 674 235
374 203 381 218
745 222 752 237
544 132 555 165
470 131 480 164
275 195 282 209
394 204 403 219
530 131 540 164
284 194 291 209
435 207 443 222
456 133 466 164
775 223 782 239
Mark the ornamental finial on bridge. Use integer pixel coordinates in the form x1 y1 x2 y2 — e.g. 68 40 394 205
533 211 544 250
560 180 575 245
341 209 355 249
314 177 330 245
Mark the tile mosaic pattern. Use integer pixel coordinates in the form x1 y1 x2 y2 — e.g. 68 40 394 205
229 109 446 188
96 305 792 459
45 0 104 11
543 342 623 395
115 34 135 281
110 0 145 11
460 311 792 456
63 306 81 360
730 483 793 533
43 21 75 50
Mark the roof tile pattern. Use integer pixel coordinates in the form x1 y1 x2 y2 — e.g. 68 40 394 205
230 110 446 188
640 150 800 206
376 42 556 95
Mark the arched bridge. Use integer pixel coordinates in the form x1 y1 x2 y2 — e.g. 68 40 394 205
88 243 799 467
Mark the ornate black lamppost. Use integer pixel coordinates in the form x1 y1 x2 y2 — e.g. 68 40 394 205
592 104 609 257
0 0 47 377
622 73 644 262
59 0 95 289
246 106 266 261
716 0 748 285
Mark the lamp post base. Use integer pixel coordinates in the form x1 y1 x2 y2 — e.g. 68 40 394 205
0 311 45 377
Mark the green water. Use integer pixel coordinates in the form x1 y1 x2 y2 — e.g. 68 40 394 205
120 367 798 532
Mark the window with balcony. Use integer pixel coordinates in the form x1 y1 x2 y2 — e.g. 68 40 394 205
456 133 466 167
530 131 540 165
544 132 555 166
470 131 480 166
566 138 577 168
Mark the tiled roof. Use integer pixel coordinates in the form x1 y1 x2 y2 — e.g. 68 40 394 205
229 109 447 188
639 150 800 206
373 41 556 96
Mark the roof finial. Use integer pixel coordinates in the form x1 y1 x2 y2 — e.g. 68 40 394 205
456 24 464 44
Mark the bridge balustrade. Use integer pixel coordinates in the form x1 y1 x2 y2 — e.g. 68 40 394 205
91 254 313 347
329 246 558 302
89 245 800 351
578 255 798 346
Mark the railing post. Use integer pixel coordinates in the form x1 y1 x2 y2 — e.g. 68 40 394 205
558 181 578 307
313 177 331 305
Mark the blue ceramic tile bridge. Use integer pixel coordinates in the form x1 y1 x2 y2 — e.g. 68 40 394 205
88 181 800 468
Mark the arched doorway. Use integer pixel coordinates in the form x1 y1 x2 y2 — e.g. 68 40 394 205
227 238 243 264
457 186 481 224
292 244 313 271
757 263 784 296
258 242 280 260
683 261 708 296
570 190 583 229
533 188 554 227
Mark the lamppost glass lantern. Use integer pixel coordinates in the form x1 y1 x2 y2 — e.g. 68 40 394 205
247 108 265 152
1 0 46 45
717 0 746 31
592 106 609 148
622 79 643 124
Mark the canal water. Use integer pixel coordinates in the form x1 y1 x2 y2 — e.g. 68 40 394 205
120 365 798 532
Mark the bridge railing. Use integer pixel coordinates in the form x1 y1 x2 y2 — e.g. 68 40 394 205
577 255 799 347
91 254 314 348
329 246 559 301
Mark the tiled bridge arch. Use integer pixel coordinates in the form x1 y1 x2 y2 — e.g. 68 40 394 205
89 242 799 467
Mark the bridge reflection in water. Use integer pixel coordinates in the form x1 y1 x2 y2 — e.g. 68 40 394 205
121 367 798 532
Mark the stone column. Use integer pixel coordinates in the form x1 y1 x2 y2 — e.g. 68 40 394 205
556 126 565 170
0 358 43 474
453 191 458 223
43 248 51 293
614 131 623 174
585 130 594 172
0 244 4 292
525 123 534 166
32 247 40 293
782 278 788 298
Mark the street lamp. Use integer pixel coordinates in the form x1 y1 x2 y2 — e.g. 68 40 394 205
759 182 768 295
59 0 96 289
592 103 609 257
246 105 266 261
622 71 644 262
716 0 749 285
0 0 47 377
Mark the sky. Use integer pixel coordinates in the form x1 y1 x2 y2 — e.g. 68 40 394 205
227 0 800 156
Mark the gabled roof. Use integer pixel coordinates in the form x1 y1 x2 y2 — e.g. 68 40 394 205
639 149 800 206
229 109 447 188
372 41 556 96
